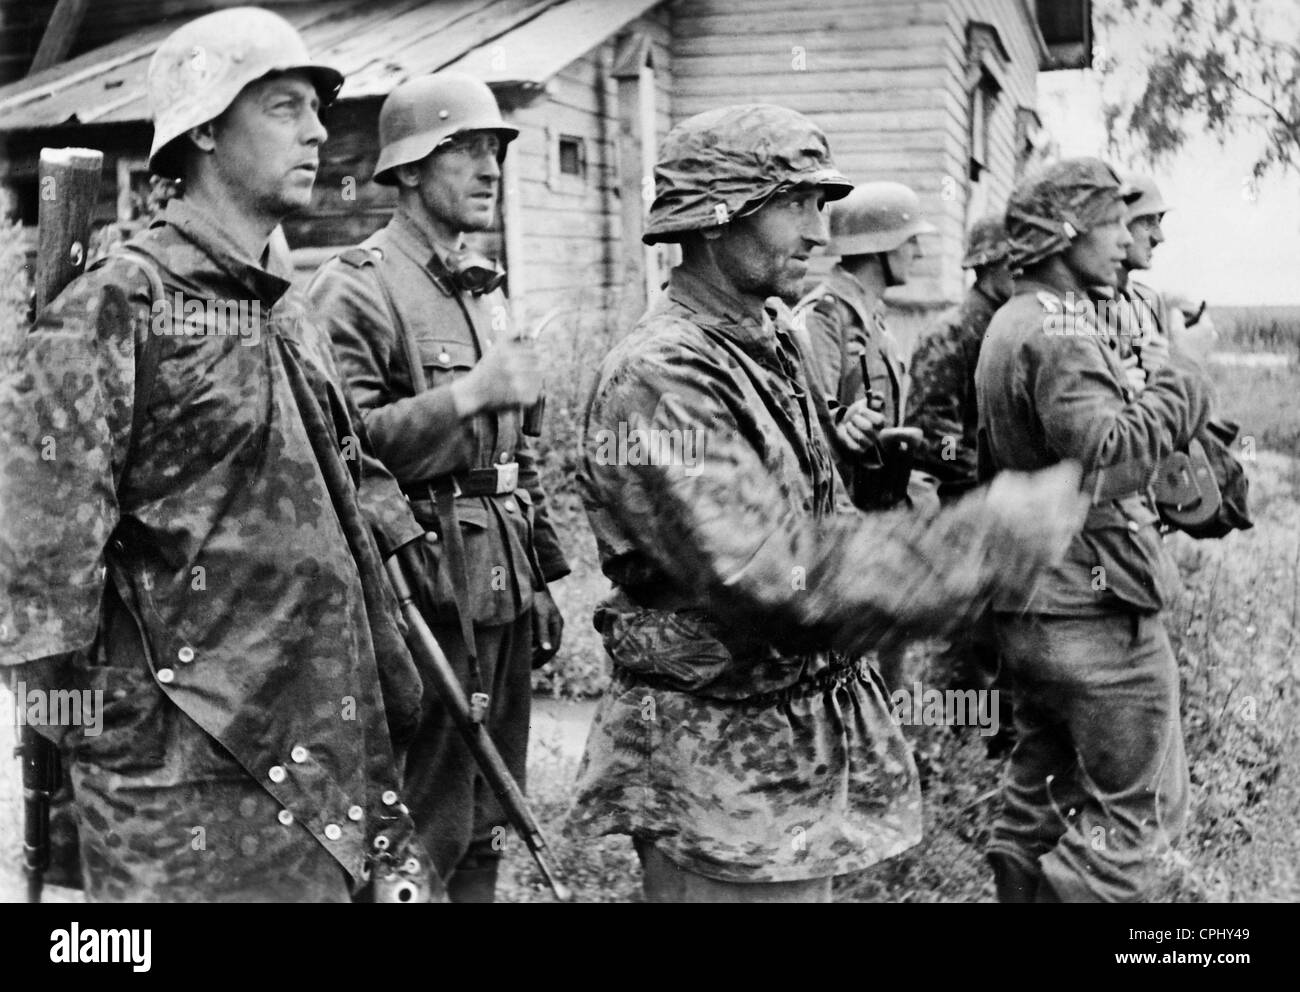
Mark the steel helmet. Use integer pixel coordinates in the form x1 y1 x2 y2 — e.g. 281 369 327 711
372 73 519 185
1124 174 1171 221
643 104 852 245
961 213 1010 269
827 182 936 256
1006 157 1137 270
147 7 343 179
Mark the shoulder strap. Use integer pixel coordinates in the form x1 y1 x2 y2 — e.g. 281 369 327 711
347 246 428 394
95 244 165 497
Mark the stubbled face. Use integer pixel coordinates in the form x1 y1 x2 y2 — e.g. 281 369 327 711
407 131 502 237
207 71 327 217
1124 212 1165 271
710 187 828 303
884 234 922 286
1064 200 1133 289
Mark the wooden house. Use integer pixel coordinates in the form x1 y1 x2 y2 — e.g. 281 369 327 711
0 0 1091 343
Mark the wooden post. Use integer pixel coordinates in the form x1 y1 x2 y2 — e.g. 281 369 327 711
613 32 656 327
33 147 103 314
499 110 527 331
28 0 91 76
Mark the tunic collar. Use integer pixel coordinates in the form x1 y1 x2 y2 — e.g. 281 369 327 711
389 208 464 295
666 266 787 362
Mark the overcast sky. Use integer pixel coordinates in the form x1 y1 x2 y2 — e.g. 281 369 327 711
1037 3 1300 306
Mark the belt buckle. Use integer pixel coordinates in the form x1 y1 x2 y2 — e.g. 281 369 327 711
493 461 518 494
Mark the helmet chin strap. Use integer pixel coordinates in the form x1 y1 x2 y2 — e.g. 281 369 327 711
880 250 902 288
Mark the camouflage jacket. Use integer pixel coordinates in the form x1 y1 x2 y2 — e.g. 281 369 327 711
975 277 1212 616
568 266 1080 880
307 210 569 629
0 197 426 893
905 285 1002 498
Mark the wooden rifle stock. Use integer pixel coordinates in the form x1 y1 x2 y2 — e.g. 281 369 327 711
19 147 105 904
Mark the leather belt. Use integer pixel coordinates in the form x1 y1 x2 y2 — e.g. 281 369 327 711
407 462 519 500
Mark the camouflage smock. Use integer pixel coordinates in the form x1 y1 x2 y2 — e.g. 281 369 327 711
0 198 428 900
905 285 1002 498
568 266 1066 882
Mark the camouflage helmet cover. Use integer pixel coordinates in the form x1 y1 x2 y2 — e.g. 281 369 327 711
1005 157 1139 269
147 6 344 179
827 181 937 256
372 72 519 186
643 104 852 245
961 212 1010 269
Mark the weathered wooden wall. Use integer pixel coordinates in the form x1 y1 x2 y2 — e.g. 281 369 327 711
941 0 1040 296
670 0 1042 329
507 6 672 333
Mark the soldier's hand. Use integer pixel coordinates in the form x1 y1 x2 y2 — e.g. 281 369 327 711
531 587 565 669
1121 354 1147 393
835 398 886 453
984 461 1088 570
451 338 544 417
1138 329 1171 374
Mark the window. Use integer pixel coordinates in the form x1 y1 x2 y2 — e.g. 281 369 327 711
557 135 586 178
969 75 998 182
964 23 1008 220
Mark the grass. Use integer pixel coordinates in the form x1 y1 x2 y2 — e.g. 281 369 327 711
498 449 1300 903
3 258 1297 902
499 313 1300 903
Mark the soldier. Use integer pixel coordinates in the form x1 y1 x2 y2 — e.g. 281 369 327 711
308 73 570 903
794 181 938 516
1116 174 1173 361
906 213 1013 499
975 158 1213 902
0 7 431 901
905 214 1014 751
566 104 1088 903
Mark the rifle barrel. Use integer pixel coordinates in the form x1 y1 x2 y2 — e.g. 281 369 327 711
385 549 572 901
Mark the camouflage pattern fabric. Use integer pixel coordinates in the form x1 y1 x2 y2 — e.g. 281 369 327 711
905 285 1002 498
0 197 430 900
566 265 1088 882
961 214 1011 269
1005 157 1133 270
643 104 852 245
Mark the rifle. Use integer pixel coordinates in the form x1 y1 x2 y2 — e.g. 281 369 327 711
19 147 105 903
19 731 61 903
385 546 572 902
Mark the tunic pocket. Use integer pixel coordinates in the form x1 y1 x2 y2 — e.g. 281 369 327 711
417 337 477 390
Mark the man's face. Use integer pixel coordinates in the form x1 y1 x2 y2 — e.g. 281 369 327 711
981 258 1014 301
208 71 327 217
711 186 827 303
884 234 922 286
1124 212 1165 270
1063 200 1133 289
409 131 502 237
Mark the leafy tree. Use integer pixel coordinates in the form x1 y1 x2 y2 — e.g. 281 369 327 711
1097 0 1300 179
